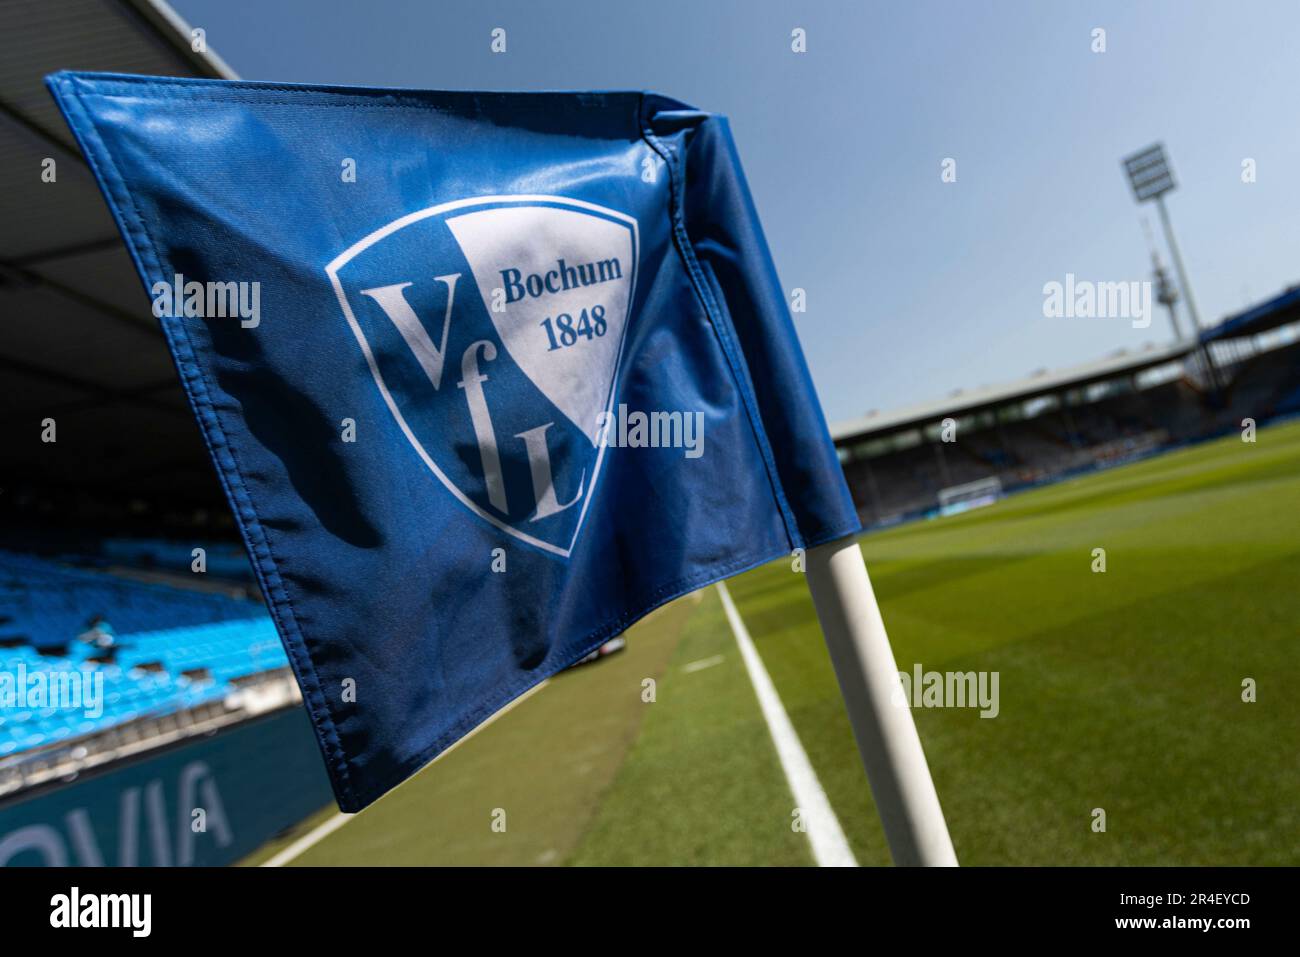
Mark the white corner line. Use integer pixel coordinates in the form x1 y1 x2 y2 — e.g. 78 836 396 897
262 678 551 867
260 807 352 868
716 581 858 868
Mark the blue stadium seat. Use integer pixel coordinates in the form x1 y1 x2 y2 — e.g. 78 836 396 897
0 551 284 759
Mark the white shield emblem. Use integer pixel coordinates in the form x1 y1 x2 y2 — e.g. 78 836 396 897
325 196 639 558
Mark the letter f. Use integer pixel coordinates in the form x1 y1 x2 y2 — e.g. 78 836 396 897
458 340 508 513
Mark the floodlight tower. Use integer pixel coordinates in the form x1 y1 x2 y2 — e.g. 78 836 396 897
1122 144 1203 334
1123 144 1222 393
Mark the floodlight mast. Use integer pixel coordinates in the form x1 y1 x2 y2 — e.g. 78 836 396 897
1154 192 1203 333
1123 144 1222 393
1122 144 1203 335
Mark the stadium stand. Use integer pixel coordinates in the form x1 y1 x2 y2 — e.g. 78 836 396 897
835 303 1300 526
1222 339 1300 419
0 545 321 865
101 537 257 583
0 550 263 651
0 550 278 762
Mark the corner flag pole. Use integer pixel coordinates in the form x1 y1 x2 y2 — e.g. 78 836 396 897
804 536 959 866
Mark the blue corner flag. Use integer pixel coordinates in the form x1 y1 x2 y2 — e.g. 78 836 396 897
47 72 860 811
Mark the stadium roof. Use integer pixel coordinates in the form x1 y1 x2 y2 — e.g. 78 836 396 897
1200 284 1300 343
830 340 1194 443
0 0 236 515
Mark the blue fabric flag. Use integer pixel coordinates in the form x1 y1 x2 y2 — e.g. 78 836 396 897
46 72 860 811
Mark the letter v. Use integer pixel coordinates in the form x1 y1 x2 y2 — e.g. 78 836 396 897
359 274 461 389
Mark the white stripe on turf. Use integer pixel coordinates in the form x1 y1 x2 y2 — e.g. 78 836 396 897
716 581 857 867
682 653 725 673
262 678 551 867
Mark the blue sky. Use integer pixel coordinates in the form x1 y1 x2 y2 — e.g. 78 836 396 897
173 0 1300 424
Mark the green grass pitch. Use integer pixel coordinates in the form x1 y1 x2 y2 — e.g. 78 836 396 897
247 418 1300 866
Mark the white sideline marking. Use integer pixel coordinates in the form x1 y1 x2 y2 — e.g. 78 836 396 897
261 805 352 868
682 654 725 673
262 679 550 867
716 582 857 868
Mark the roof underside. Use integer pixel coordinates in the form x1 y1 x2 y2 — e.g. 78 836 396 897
831 340 1195 444
0 0 234 512
1200 285 1300 343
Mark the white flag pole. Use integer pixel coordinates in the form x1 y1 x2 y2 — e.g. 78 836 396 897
804 535 958 866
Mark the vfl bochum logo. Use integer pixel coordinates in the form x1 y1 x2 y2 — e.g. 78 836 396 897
325 196 639 558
